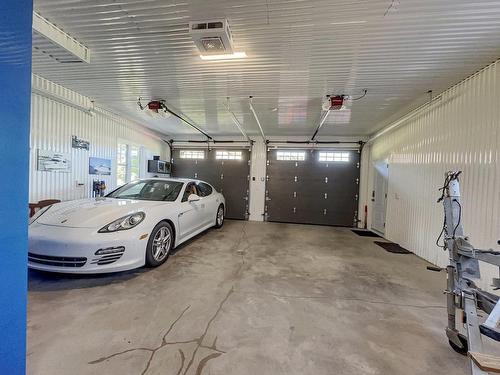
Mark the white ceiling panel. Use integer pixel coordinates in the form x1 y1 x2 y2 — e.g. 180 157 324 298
32 0 500 138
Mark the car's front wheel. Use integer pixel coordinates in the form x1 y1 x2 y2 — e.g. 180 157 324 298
146 222 173 267
214 204 224 229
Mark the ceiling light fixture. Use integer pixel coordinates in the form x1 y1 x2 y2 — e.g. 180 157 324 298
330 20 367 26
200 52 247 61
32 12 90 63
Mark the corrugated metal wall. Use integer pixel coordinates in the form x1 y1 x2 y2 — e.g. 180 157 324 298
367 60 500 291
249 140 266 221
29 75 168 203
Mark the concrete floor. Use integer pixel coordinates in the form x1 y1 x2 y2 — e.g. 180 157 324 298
28 221 469 375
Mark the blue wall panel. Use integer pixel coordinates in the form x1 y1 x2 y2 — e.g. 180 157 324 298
0 0 33 373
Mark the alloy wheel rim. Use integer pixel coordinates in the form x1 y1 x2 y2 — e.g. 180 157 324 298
152 226 171 261
217 208 224 225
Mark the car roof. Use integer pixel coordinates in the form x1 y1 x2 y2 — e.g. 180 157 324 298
141 177 208 184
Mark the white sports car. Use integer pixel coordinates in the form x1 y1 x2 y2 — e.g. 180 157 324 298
28 178 225 274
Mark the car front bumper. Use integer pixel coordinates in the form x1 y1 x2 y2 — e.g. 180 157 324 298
28 223 149 274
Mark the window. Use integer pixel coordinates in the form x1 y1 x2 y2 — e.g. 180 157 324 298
107 180 183 202
112 181 146 198
117 143 128 186
197 182 213 197
276 151 306 161
117 142 144 186
180 150 205 159
182 183 198 202
318 152 350 162
130 145 140 181
216 150 242 160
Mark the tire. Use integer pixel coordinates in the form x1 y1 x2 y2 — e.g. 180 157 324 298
145 222 174 267
214 204 224 229
448 333 468 355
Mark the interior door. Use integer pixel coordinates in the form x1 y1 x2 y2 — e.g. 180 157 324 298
371 161 388 234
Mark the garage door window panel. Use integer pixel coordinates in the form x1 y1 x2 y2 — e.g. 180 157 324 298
180 150 205 159
318 151 350 162
270 150 313 179
173 150 214 181
216 150 242 160
276 151 306 161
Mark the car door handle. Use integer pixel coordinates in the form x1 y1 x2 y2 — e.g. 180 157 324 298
179 208 193 217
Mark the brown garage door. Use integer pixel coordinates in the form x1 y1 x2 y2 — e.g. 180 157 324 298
265 148 360 226
171 148 250 220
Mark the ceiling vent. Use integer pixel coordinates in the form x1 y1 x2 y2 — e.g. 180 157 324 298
189 19 234 55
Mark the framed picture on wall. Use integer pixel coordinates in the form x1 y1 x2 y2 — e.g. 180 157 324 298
37 149 71 173
89 157 112 175
72 135 90 150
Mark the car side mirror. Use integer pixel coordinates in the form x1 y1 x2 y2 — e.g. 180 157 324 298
188 194 201 202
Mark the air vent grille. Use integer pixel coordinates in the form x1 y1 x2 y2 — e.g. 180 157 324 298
189 19 234 55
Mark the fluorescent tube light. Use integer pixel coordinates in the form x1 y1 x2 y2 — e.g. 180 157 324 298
200 52 247 61
32 12 90 63
330 20 367 26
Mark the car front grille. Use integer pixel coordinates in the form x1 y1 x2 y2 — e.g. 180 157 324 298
28 252 87 268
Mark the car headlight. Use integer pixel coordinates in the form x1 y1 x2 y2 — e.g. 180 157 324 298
98 212 145 233
29 205 52 225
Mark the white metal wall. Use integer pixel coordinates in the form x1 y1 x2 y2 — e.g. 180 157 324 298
29 75 168 203
249 140 266 221
365 60 500 291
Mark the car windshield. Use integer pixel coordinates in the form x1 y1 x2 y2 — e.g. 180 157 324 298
107 180 183 201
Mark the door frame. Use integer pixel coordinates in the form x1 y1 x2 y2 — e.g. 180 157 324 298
371 159 389 235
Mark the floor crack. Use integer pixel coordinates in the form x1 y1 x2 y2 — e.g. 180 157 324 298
88 223 250 374
89 289 233 375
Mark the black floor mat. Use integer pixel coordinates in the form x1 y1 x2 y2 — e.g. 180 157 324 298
351 229 382 238
374 241 412 254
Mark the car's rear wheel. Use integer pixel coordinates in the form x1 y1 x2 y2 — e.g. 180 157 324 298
146 222 173 267
214 205 224 228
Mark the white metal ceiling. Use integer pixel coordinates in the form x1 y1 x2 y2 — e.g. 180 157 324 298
32 0 500 138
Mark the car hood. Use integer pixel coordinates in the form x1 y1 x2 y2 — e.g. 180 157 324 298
35 198 170 228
